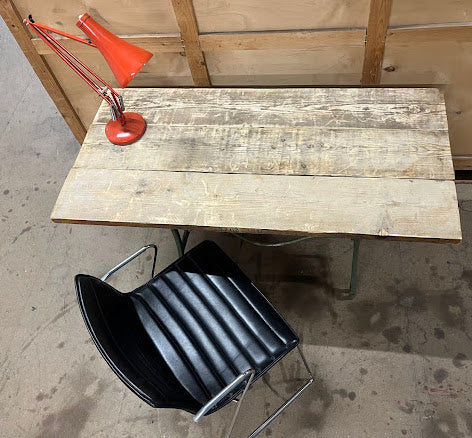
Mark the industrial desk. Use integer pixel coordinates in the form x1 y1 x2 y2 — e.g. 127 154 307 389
52 87 462 296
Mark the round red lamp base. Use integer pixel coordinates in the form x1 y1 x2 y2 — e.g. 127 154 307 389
105 112 147 146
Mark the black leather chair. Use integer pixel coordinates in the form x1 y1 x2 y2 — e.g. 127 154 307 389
75 240 313 437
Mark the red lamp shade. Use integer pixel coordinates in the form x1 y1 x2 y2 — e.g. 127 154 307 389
76 13 152 88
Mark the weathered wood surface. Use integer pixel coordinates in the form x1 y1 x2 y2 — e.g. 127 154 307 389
52 169 461 242
52 87 461 242
79 124 451 179
83 88 453 180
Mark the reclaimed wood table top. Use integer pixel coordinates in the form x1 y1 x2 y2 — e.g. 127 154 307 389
52 87 461 242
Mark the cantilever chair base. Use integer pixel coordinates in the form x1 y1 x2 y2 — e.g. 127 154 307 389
75 240 314 437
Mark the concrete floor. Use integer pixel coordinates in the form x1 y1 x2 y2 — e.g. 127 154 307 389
1 16 472 438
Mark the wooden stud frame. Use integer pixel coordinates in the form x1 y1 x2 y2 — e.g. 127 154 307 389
171 0 211 87
1 0 472 169
361 0 392 85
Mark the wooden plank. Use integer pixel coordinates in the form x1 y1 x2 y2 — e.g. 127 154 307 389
0 0 86 143
171 0 211 86
390 0 472 26
199 29 366 51
78 124 453 180
205 47 364 85
31 28 367 54
361 0 392 85
109 86 447 105
51 168 461 242
193 0 370 32
93 88 450 132
32 35 184 55
387 25 472 45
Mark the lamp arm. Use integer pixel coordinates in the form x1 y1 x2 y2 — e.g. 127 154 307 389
24 18 97 48
24 17 124 120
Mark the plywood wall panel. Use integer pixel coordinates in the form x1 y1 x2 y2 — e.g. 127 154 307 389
206 48 364 86
390 0 472 26
382 39 472 155
15 0 179 35
193 0 370 33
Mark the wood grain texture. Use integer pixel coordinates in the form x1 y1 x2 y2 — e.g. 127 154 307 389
0 0 86 143
362 0 392 85
79 124 453 179
382 36 472 156
171 0 211 86
193 0 370 32
205 46 365 86
387 25 472 45
93 88 450 131
199 30 366 51
32 35 184 55
52 87 461 242
14 0 180 35
390 0 472 26
51 168 461 242
84 88 453 180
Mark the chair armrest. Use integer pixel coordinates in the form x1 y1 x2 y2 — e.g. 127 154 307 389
101 244 158 282
193 369 255 423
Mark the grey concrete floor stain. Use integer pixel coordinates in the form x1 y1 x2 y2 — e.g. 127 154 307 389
423 411 464 438
433 368 449 384
453 352 468 368
434 327 446 339
34 398 93 438
382 326 403 344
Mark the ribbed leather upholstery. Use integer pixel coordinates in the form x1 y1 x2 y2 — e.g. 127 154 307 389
75 240 299 415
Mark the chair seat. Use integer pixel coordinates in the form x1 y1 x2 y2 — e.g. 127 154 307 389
76 240 299 414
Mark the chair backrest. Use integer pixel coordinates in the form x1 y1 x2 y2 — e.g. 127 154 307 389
75 274 201 414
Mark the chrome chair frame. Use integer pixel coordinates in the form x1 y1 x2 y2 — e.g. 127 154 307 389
101 244 314 438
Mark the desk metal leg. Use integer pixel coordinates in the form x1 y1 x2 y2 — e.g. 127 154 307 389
349 239 361 299
171 229 191 257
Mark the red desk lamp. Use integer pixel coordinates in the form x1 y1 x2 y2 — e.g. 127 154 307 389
24 13 153 145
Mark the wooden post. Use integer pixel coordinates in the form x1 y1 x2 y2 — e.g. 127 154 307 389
0 0 86 143
171 0 211 87
361 0 392 86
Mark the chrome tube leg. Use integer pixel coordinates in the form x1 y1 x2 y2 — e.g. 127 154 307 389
349 239 361 299
100 244 158 282
248 346 314 438
225 371 255 438
296 345 314 380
